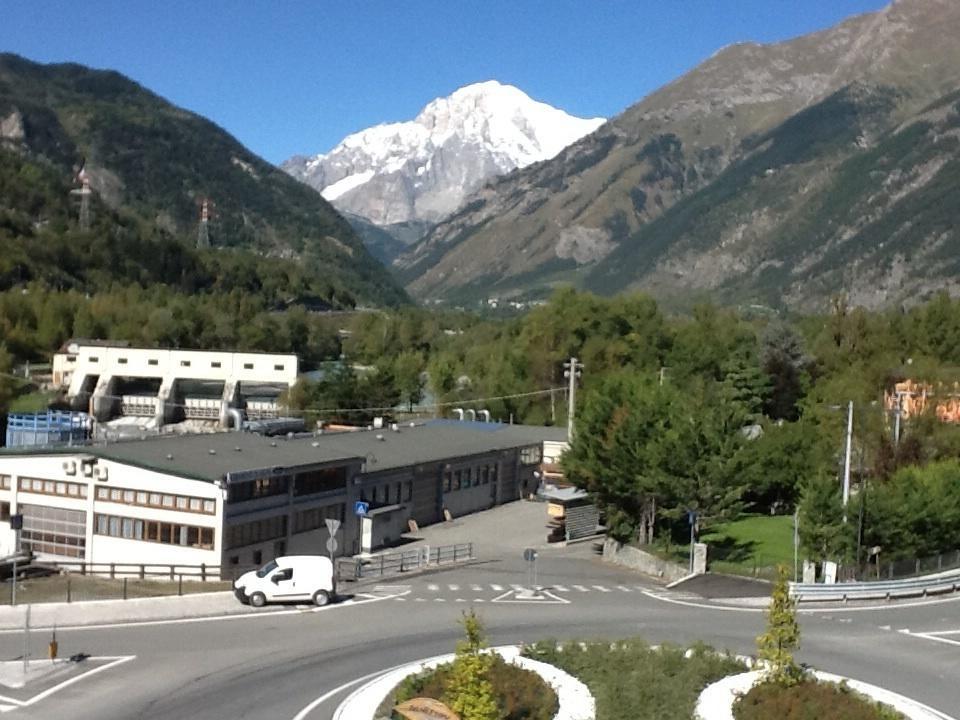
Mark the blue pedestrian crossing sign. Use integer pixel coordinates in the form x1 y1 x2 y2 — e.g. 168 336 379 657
354 501 370 517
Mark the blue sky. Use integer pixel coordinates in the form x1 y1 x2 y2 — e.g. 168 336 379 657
1 1 888 164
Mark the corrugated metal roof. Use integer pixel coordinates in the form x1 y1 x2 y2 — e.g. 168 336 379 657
0 421 566 483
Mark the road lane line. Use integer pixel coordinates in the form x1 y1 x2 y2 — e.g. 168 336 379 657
490 584 504 591
592 585 611 592
572 585 589 592
18 656 136 709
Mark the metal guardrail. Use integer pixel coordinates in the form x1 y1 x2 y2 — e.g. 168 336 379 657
337 542 475 581
791 568 960 603
36 561 253 582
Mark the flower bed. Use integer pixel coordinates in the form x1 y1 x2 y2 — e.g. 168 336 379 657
523 639 746 720
734 680 906 720
377 653 558 720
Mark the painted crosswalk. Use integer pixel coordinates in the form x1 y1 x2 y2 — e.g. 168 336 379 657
390 582 651 602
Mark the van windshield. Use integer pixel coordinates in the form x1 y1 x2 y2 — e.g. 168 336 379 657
256 560 279 578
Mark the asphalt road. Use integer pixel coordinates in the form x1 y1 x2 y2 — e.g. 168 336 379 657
0 546 958 720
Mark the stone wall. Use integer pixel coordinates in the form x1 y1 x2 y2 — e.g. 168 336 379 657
602 538 690 583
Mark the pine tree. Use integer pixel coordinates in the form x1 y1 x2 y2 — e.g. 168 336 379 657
443 611 499 720
756 565 804 686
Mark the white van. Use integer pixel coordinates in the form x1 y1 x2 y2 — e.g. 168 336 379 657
234 555 335 607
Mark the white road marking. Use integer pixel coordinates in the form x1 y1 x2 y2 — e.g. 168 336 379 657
592 585 611 593
490 584 504 591
925 629 960 636
616 585 632 592
491 589 570 605
414 598 426 602
291 665 403 720
572 585 589 592
448 585 460 591
509 584 524 591
900 628 960 648
393 597 406 602
0 656 135 712
553 584 569 592
473 599 485 603
433 598 446 602
470 584 483 592
427 584 440 591
455 598 466 603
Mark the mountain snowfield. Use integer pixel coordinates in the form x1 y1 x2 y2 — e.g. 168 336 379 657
282 81 605 225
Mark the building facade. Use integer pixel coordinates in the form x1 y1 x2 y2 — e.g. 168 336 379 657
0 422 564 574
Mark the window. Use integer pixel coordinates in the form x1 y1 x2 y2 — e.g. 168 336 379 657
118 358 128 365
480 467 489 485
211 361 222 369
404 482 413 502
67 355 76 363
225 515 287 549
293 467 346 496
243 363 254 370
180 360 191 367
89 356 99 363
95 486 215 514
0 475 10 490
0 502 9 521
473 468 481 487
442 469 452 493
95 513 214 549
274 364 284 371
228 476 289 503
395 482 402 504
148 359 159 366
20 503 87 558
19 477 87 499
520 445 542 465
454 470 463 491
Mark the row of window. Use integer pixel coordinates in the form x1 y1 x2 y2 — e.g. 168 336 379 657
19 477 88 498
292 503 346 534
442 465 498 493
360 480 413 507
79 356 282 371
228 467 350 503
94 513 215 549
22 530 85 558
94 486 216 514
224 515 287 550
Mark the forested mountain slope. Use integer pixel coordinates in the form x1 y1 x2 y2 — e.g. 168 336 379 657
0 53 407 308
398 0 960 309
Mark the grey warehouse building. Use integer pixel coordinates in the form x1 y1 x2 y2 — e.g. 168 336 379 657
0 420 567 574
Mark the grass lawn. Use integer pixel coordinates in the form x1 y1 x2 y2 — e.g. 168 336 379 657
8 389 57 413
1 575 231 605
701 514 795 579
524 639 745 720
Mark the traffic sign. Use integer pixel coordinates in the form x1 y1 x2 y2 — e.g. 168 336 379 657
523 548 537 562
325 537 338 554
354 501 369 517
324 518 341 537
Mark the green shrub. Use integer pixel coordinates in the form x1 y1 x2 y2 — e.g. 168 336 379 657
734 680 906 720
388 656 557 720
523 639 745 720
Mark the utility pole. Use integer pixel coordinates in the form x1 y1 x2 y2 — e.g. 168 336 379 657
893 391 903 446
842 400 853 521
197 199 211 249
70 166 92 232
563 357 583 442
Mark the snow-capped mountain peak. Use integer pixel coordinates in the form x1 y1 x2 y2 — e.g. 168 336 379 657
282 81 605 225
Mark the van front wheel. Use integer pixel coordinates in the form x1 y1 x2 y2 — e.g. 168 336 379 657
312 590 330 607
249 592 267 608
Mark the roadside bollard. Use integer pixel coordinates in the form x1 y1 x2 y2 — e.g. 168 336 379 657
48 628 58 660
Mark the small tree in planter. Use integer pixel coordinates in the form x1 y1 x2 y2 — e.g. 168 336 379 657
756 565 804 686
443 611 498 720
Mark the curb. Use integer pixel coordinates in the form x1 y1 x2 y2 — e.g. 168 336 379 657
695 669 956 720
332 645 595 720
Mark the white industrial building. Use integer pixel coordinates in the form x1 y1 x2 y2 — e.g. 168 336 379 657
52 340 298 428
0 421 566 575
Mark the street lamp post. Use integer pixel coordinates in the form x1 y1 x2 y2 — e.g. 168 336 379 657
842 400 853 521
563 357 583 443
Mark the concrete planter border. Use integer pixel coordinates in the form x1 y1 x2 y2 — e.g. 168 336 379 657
695 669 956 720
332 645 595 720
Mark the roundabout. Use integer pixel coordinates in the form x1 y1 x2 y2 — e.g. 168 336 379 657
1 544 957 720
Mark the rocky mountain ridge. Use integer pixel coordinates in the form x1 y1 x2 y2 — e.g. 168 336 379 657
283 81 604 227
397 0 960 310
